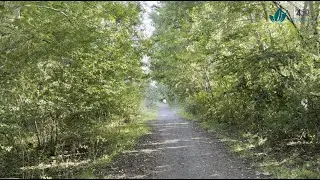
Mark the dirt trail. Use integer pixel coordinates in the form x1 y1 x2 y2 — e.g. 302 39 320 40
103 104 269 179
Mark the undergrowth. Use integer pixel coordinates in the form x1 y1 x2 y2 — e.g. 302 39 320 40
176 106 320 179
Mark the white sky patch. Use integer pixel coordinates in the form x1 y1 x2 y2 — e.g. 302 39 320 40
140 1 158 38
142 55 149 64
139 1 159 77
138 1 160 88
150 80 157 87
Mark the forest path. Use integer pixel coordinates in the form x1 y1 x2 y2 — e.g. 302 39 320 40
103 104 268 179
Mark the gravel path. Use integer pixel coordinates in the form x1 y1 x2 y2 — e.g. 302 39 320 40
103 104 269 179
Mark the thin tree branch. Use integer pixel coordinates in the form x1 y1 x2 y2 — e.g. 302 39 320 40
270 66 288 78
24 4 68 17
310 92 320 97
23 5 73 24
271 1 320 49
272 2 302 37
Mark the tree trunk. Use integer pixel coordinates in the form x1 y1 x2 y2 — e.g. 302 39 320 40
49 120 56 156
261 2 269 22
34 120 42 148
316 125 320 143
249 13 264 51
300 1 309 30
309 1 320 55
201 66 214 99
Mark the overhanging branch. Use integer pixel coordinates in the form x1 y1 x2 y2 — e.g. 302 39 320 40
272 1 305 41
23 5 73 24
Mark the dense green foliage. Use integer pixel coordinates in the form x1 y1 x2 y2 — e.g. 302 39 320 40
150 1 320 146
0 1 153 178
1 1 320 178
150 2 320 177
